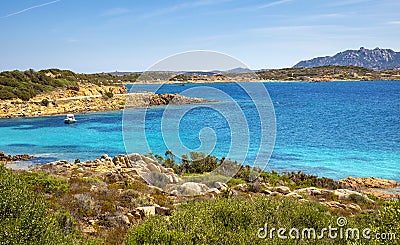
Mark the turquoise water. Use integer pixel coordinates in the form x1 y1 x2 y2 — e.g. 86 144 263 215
1 81 399 180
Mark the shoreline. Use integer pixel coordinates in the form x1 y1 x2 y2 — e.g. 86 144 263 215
5 152 398 201
0 91 213 119
2 79 398 119
127 79 400 84
4 152 400 186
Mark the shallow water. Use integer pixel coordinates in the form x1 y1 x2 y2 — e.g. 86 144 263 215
1 81 399 180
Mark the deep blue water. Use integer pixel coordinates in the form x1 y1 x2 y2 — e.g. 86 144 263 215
1 81 399 180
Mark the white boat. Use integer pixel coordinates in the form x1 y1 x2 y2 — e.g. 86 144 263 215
64 114 77 124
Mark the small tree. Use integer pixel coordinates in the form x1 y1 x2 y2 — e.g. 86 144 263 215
41 99 49 106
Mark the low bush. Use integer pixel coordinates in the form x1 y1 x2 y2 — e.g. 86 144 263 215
0 166 76 244
126 196 346 244
41 98 50 106
19 171 69 194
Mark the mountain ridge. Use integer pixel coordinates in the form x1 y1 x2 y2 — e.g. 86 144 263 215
294 47 400 70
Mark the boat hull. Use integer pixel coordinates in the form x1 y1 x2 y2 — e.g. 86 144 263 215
64 120 76 124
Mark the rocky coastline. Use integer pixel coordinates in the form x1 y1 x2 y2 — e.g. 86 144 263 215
0 83 212 118
2 152 397 241
30 153 400 201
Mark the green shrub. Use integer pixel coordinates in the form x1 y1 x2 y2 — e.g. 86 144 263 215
0 166 76 244
226 177 246 187
348 194 370 205
19 171 69 193
126 196 344 244
104 91 114 98
41 98 50 106
368 200 400 243
0 69 77 100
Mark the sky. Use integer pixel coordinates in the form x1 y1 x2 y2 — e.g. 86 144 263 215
0 0 399 73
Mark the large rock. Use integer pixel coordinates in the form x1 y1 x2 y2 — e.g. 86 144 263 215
285 192 303 199
31 153 180 187
322 201 347 209
270 186 291 195
232 184 249 192
166 182 210 196
339 176 400 189
136 206 156 217
322 201 362 211
295 187 330 196
136 205 171 217
214 182 228 192
155 206 171 216
333 189 372 202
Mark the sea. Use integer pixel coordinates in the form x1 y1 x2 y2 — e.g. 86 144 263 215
1 81 399 181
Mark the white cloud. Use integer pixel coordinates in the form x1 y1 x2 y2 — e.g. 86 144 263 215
1 0 61 18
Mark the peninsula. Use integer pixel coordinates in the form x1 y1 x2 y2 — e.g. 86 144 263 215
0 69 210 118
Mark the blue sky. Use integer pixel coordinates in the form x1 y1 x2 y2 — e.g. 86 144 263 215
1 0 399 73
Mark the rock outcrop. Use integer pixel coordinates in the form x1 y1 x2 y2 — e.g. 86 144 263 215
149 93 208 106
31 153 181 187
339 176 400 189
166 182 211 196
0 152 34 162
0 84 211 118
339 176 400 200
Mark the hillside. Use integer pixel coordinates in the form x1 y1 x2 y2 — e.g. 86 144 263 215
0 69 139 101
256 65 400 81
294 47 400 70
0 69 77 101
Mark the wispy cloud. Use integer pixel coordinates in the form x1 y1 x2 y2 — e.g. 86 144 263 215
249 24 368 33
249 25 316 33
257 0 294 9
308 13 344 19
328 0 372 7
140 0 231 19
102 7 130 17
227 0 295 13
66 38 79 43
1 0 61 18
386 20 400 25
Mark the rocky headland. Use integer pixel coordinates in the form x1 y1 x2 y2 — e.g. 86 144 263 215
0 83 211 118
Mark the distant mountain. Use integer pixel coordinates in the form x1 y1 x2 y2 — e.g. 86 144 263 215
294 47 400 70
223 67 254 74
